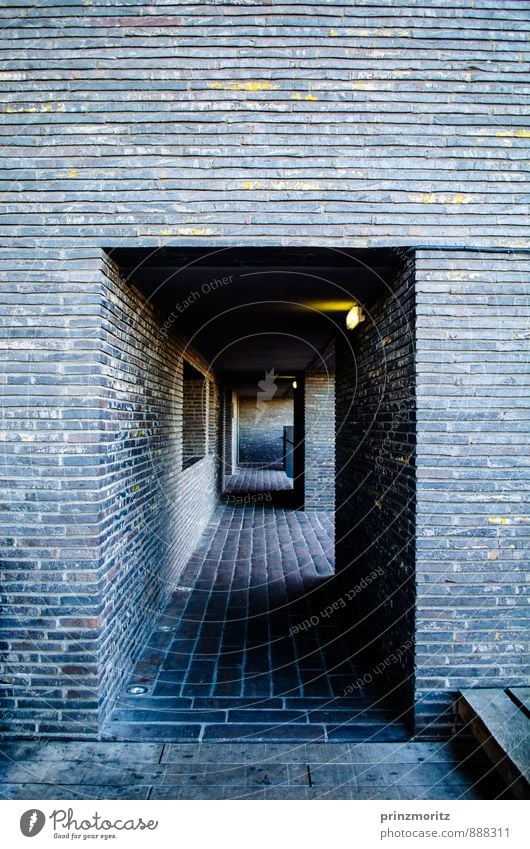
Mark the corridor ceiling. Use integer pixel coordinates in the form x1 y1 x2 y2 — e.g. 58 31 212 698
108 247 400 396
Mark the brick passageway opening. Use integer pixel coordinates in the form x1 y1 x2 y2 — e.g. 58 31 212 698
104 481 409 743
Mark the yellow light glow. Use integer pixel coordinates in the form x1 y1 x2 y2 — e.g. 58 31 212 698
292 380 298 390
345 304 365 330
305 299 356 312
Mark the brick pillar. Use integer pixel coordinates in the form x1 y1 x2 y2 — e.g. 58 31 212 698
304 371 335 510
0 248 221 739
335 252 416 721
414 249 530 738
0 247 106 738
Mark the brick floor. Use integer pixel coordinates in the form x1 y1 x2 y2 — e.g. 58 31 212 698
103 500 410 743
224 467 293 494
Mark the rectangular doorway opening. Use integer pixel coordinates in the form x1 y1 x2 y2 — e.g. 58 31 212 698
97 246 415 744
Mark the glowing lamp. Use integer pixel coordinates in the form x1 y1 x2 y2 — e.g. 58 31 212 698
345 304 365 330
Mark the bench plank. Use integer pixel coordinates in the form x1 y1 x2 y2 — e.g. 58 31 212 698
459 689 530 800
507 687 530 717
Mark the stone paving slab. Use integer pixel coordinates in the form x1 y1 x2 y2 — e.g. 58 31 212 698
0 784 152 800
159 740 483 765
160 763 309 787
148 784 492 801
0 741 510 800
0 761 164 787
0 742 164 765
201 723 327 742
102 723 202 742
308 761 476 788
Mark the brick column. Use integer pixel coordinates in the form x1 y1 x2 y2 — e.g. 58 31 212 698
304 371 335 510
0 247 106 738
0 248 222 739
414 248 530 737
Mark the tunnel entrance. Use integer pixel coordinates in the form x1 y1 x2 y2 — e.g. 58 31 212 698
100 246 415 742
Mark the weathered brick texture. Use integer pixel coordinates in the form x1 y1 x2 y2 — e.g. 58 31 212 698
414 249 529 738
304 372 335 510
335 253 416 720
0 1 528 249
0 0 528 741
0 250 221 738
182 371 207 465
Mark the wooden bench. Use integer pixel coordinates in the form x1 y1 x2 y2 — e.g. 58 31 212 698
458 688 530 800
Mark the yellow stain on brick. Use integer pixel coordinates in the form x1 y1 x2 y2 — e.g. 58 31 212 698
242 180 321 191
67 169 78 178
6 102 65 114
207 80 279 92
488 516 529 525
495 631 502 640
175 227 217 236
410 192 472 205
293 92 319 101
161 228 173 236
496 129 530 138
328 29 338 37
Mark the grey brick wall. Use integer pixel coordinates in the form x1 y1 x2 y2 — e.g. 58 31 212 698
0 1 528 250
182 373 207 465
0 0 528 741
335 253 416 719
0 250 221 738
238 397 293 468
304 372 335 510
0 248 105 738
414 249 529 738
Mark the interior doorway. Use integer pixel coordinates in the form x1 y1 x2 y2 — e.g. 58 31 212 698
100 246 415 742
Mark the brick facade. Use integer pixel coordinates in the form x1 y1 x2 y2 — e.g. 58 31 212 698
0 0 528 740
0 2 527 250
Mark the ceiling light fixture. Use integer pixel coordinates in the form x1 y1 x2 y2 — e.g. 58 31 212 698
345 304 365 330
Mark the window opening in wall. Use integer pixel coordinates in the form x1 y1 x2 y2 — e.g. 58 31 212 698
182 361 207 469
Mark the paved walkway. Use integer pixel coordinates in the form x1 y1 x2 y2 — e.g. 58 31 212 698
0 741 511 800
224 467 293 494
103 504 409 743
